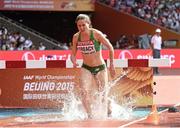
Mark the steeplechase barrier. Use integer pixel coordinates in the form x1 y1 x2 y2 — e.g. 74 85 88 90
0 58 171 69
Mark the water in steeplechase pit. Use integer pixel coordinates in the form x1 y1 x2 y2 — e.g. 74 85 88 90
57 70 136 120
11 70 145 123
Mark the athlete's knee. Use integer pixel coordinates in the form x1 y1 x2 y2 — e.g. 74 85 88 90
80 89 91 99
80 89 87 97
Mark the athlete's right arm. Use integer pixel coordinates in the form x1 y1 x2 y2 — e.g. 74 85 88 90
70 34 79 68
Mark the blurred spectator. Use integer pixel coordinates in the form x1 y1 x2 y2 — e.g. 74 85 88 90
38 42 46 50
127 34 138 49
24 37 33 50
30 44 37 50
113 33 157 49
8 43 16 51
17 33 25 47
61 43 69 50
17 44 24 50
138 33 151 49
114 34 139 49
115 40 120 49
0 25 67 50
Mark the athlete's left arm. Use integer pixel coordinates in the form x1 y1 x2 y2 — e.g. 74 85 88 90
95 29 116 78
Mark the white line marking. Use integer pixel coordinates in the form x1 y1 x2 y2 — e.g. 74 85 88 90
118 102 180 127
118 117 147 128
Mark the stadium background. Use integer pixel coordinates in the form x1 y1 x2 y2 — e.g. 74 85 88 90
1 1 180 127
0 0 179 51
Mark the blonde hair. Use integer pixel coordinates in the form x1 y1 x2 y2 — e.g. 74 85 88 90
75 14 91 25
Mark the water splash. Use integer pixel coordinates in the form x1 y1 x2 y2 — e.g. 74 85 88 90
108 96 136 120
62 92 86 120
60 70 135 120
15 70 139 122
109 70 128 88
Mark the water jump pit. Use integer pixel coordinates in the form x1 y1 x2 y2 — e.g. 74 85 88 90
1 59 176 127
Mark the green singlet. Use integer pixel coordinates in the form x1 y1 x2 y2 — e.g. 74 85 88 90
77 30 102 54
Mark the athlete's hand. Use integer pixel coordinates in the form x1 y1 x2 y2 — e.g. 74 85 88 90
110 63 116 78
73 62 79 68
70 55 79 68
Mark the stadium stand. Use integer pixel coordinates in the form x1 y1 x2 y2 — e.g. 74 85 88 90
0 13 68 50
93 1 180 49
98 0 180 33
1 0 179 50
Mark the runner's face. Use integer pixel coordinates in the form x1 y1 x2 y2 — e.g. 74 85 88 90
77 19 89 32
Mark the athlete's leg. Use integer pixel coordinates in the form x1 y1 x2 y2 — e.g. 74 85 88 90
79 67 94 118
93 68 109 118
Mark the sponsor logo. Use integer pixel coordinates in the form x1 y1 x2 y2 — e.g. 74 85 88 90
23 75 34 80
39 54 71 60
118 50 133 59
21 52 36 60
161 54 175 64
